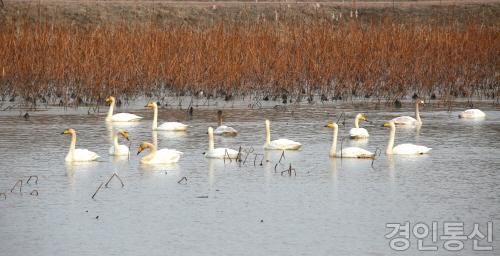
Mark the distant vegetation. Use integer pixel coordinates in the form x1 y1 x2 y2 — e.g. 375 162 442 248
0 1 499 107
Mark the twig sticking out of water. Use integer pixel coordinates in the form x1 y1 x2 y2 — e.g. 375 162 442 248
105 173 124 188
371 147 382 168
26 175 38 185
237 146 243 162
223 149 234 164
91 182 104 199
278 150 286 164
10 179 22 193
336 112 346 127
253 153 264 167
177 177 188 184
0 192 6 200
30 190 38 196
339 137 348 159
281 164 296 176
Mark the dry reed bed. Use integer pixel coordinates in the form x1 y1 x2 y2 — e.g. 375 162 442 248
0 19 499 105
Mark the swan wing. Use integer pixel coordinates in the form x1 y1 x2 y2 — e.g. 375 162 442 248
152 149 183 163
340 147 374 158
393 144 431 155
157 122 188 131
214 125 238 136
109 145 130 156
268 139 302 150
111 113 143 122
73 149 100 161
458 109 486 118
391 116 417 125
205 148 239 159
349 128 369 138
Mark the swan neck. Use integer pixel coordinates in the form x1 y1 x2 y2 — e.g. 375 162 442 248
113 132 119 148
208 129 215 150
265 122 271 145
330 125 338 157
416 102 421 123
386 125 395 155
142 143 157 162
354 116 360 128
67 132 76 161
106 100 115 120
152 105 158 129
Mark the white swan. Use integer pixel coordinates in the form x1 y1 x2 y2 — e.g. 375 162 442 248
349 113 369 139
214 110 238 136
384 121 431 155
105 96 142 122
137 142 183 164
109 129 130 156
205 127 239 159
263 119 302 150
62 129 100 162
458 109 486 118
325 122 375 158
391 99 424 126
145 101 188 131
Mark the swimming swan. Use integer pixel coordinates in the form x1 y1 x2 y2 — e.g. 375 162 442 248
263 119 302 150
109 129 130 156
214 110 238 136
105 96 142 122
349 113 369 139
325 122 375 159
145 101 188 131
62 128 100 162
458 109 486 118
383 121 431 155
391 99 424 126
205 127 239 159
137 142 183 164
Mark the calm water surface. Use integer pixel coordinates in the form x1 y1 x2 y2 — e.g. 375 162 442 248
1 101 499 255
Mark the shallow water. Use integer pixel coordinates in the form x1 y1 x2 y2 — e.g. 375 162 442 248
1 101 499 255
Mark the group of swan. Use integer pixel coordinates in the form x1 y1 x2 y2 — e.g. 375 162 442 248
62 96 485 163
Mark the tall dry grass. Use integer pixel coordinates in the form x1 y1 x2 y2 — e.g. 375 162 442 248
0 18 499 106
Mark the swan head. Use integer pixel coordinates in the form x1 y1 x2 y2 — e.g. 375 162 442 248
324 122 338 129
105 96 115 104
61 128 76 135
265 119 270 126
417 99 424 105
383 121 395 128
137 142 151 155
145 101 157 109
356 113 368 121
217 110 223 117
208 127 214 134
118 129 129 141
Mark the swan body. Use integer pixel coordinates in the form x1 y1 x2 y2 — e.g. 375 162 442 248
384 121 431 155
349 113 369 139
109 129 130 156
325 122 375 159
458 109 486 118
62 129 99 162
105 96 142 122
145 101 188 131
137 142 182 164
214 110 238 136
205 127 239 159
391 99 424 126
263 120 301 150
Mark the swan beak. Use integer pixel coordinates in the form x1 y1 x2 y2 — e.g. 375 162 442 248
61 129 70 134
383 122 391 127
324 122 335 128
144 102 154 108
137 149 142 155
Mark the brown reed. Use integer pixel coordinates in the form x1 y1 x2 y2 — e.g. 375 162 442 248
0 16 498 105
